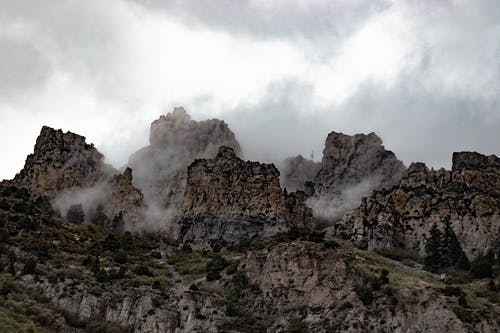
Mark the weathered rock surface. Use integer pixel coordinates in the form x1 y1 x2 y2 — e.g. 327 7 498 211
103 167 146 228
240 241 499 332
13 126 145 229
21 275 225 333
128 107 241 209
309 131 406 221
332 151 500 259
14 126 113 197
178 146 312 248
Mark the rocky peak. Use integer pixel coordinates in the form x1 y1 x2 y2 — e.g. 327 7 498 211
14 126 112 198
128 107 242 208
317 131 405 190
308 131 406 221
178 146 312 249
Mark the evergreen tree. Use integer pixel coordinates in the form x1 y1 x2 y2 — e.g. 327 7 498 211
442 218 469 270
424 224 442 272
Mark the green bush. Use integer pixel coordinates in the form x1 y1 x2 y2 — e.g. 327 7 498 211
206 255 229 281
357 286 374 305
133 265 153 277
150 251 162 259
22 258 37 275
470 252 494 279
112 252 127 265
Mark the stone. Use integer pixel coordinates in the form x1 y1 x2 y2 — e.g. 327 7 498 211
14 126 113 197
332 151 500 259
128 107 241 210
178 146 312 248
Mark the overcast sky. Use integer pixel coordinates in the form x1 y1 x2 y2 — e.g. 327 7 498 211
1 0 499 180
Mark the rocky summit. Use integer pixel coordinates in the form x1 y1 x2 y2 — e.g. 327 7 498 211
0 111 499 333
178 146 312 249
128 107 241 209
333 151 500 259
14 126 113 197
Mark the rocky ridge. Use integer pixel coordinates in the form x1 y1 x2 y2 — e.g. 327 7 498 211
332 151 500 259
178 146 312 248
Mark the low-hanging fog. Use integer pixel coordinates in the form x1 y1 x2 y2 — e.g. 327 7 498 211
1 0 499 182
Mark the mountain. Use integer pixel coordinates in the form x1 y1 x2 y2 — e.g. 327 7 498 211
0 109 498 332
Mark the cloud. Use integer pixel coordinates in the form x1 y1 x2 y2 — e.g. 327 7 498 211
0 0 499 180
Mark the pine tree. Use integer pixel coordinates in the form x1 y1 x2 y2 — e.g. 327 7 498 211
424 224 442 272
442 218 469 270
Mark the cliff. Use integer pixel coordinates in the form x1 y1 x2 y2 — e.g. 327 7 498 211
178 146 312 248
332 151 500 259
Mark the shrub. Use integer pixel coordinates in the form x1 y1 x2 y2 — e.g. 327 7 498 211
206 255 229 281
383 285 394 297
18 216 39 230
458 294 467 307
133 265 153 277
357 286 374 305
470 252 493 279
442 286 462 297
226 262 238 275
379 269 390 284
113 252 128 265
150 251 162 259
22 258 37 275
286 317 309 333
487 280 497 292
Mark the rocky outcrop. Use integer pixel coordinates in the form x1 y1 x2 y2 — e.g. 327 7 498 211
332 151 500 259
128 107 241 209
240 241 499 332
308 131 406 221
22 275 225 333
14 126 113 197
178 146 312 248
280 155 320 193
13 126 145 229
103 167 145 229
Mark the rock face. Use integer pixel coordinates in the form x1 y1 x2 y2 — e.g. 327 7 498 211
128 107 241 209
13 126 145 229
280 155 320 193
240 241 498 333
178 146 312 248
308 131 406 221
333 151 500 259
103 167 145 228
14 126 112 197
22 276 224 333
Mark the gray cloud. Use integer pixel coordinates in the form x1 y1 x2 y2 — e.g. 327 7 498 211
0 0 499 180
